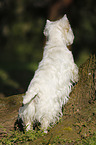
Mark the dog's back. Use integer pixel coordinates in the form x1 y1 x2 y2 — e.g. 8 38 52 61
18 15 78 132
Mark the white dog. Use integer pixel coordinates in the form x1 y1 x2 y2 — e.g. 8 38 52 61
18 14 78 133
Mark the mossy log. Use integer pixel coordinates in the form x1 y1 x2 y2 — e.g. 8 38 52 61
0 54 96 144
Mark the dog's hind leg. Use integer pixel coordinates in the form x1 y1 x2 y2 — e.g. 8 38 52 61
18 100 36 131
41 118 49 133
26 121 32 131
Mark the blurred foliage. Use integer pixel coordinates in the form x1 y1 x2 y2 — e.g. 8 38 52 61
0 0 96 96
70 0 96 62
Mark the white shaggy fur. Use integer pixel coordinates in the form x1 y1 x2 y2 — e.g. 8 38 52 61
18 14 78 132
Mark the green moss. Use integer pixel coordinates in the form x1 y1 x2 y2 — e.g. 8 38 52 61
63 127 72 131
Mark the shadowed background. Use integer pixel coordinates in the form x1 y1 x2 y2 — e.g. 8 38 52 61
0 0 96 96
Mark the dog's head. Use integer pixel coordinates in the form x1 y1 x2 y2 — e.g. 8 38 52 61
44 14 74 46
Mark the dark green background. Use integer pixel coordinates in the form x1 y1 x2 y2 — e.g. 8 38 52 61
0 0 96 96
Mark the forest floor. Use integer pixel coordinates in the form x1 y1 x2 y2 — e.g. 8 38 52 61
0 55 96 145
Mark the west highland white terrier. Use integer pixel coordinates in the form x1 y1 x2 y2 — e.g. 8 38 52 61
18 14 78 133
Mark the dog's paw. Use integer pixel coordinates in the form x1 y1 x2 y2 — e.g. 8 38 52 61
44 130 48 134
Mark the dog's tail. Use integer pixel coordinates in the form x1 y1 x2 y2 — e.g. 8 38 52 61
23 90 38 104
23 94 38 105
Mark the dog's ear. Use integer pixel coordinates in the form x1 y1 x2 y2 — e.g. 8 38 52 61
61 14 67 21
60 15 74 46
60 14 70 29
43 19 51 36
46 20 51 24
63 14 68 20
61 14 69 24
43 25 48 36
